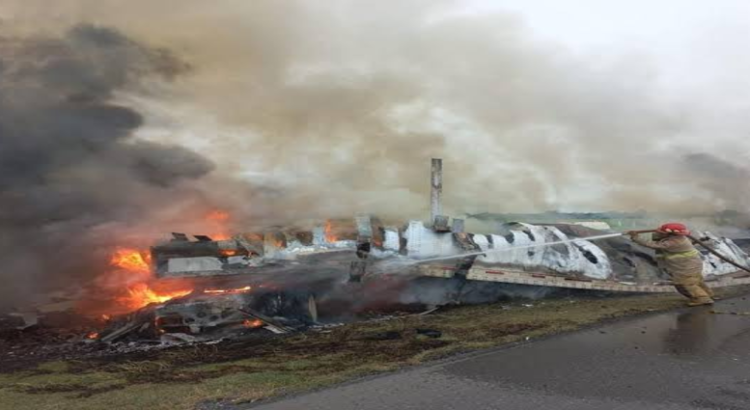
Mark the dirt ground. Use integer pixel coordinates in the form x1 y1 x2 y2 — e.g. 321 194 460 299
1 290 745 410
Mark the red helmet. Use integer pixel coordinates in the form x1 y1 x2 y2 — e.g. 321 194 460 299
657 223 690 236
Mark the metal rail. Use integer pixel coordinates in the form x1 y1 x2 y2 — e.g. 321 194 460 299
418 265 750 294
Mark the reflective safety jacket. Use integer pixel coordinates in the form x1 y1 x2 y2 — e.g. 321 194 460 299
632 235 704 283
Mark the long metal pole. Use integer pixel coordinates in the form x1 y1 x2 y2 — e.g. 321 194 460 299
688 235 750 274
431 158 442 224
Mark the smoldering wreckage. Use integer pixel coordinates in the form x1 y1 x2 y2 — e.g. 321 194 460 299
2 160 750 367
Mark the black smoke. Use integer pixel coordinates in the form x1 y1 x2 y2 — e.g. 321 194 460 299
0 25 213 309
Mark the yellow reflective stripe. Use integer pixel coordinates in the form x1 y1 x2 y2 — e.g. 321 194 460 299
663 250 700 259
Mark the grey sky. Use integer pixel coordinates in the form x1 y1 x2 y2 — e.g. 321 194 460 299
464 1 750 183
469 1 750 93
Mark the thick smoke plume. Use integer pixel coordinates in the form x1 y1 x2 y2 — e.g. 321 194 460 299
3 0 747 218
0 25 215 308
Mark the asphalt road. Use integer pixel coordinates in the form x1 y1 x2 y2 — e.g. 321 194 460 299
251 296 750 410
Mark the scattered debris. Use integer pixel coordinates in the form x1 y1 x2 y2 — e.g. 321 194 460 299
365 331 402 341
416 328 442 338
418 306 440 316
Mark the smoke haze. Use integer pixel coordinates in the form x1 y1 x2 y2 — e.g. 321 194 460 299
1 0 749 306
0 25 216 307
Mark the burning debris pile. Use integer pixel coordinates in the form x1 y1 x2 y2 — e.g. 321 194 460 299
82 222 357 346
97 287 317 345
3 211 750 368
151 219 358 279
0 217 399 362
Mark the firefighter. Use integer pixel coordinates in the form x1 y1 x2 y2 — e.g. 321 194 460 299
628 223 714 307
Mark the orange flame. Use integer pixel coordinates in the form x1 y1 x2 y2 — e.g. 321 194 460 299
117 283 192 311
110 248 151 272
87 332 99 340
107 248 193 312
206 210 232 241
243 319 264 329
324 220 338 243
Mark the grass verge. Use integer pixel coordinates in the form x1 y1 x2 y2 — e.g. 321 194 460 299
1 290 745 410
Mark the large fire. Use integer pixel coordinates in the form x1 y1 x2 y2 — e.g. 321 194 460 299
110 247 151 273
98 248 194 314
81 210 245 316
206 209 231 241
117 283 193 311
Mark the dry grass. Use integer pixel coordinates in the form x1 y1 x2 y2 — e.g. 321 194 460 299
1 289 745 410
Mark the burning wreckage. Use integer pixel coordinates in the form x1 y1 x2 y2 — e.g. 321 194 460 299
4 161 750 356
3 212 750 360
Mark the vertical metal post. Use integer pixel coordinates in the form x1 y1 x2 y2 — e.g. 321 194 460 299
431 158 443 225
